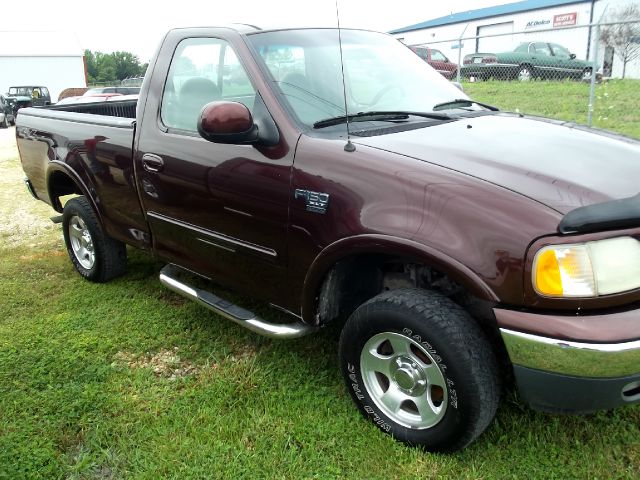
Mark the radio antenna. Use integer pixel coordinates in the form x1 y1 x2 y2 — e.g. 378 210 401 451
335 0 356 152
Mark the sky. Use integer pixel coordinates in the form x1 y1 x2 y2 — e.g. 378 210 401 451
7 0 502 62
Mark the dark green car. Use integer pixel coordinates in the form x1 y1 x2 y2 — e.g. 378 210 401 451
460 42 594 81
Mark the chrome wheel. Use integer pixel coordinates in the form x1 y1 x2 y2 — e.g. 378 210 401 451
68 215 95 269
360 331 447 429
518 66 532 81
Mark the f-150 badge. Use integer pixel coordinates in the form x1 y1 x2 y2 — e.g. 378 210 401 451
295 189 330 214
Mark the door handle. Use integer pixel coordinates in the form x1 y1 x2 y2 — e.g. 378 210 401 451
142 153 164 173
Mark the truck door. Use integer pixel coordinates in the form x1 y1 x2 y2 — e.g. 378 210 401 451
135 34 294 307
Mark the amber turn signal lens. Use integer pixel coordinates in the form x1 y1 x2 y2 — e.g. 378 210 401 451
532 244 595 297
534 249 562 296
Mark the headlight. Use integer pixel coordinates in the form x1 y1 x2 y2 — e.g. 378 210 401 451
533 237 640 297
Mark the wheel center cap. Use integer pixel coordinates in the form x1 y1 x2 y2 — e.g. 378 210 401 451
393 356 427 395
394 368 417 390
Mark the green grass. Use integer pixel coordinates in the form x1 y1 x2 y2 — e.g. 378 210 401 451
464 79 640 139
1 85 640 479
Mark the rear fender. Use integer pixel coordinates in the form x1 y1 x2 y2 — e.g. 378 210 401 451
46 161 101 221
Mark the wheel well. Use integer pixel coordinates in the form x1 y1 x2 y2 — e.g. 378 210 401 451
316 254 512 382
48 170 82 212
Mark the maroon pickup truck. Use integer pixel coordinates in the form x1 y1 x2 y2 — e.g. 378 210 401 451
17 26 640 452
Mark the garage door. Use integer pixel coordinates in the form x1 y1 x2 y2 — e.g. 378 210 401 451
477 22 514 53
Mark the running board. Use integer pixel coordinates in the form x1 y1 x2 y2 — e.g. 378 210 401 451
159 264 317 339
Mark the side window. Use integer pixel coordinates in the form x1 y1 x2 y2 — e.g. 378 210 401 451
431 49 447 62
412 47 428 61
534 43 551 56
161 37 255 132
550 44 570 58
42 87 49 97
222 47 255 106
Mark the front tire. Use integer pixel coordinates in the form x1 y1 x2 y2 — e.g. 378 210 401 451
517 65 533 81
339 288 500 452
62 196 127 282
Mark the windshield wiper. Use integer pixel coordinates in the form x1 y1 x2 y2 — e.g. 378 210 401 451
313 111 452 129
433 99 499 112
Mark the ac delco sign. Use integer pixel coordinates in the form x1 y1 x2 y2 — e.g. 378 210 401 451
553 12 577 27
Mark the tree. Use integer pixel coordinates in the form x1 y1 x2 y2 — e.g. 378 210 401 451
83 49 147 84
600 4 640 79
113 51 143 81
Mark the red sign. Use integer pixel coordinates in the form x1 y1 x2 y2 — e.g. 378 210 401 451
554 12 577 27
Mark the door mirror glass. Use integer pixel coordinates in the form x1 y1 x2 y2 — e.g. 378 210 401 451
197 101 259 144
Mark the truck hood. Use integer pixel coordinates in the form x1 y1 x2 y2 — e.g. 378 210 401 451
353 113 640 214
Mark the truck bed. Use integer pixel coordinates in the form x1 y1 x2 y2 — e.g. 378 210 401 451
16 99 149 249
47 98 137 119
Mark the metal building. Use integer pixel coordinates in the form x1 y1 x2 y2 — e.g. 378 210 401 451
0 31 87 103
390 0 640 79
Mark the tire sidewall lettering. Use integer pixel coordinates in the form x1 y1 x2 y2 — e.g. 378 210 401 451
402 328 458 410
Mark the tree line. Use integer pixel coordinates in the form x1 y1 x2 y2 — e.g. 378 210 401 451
84 50 148 84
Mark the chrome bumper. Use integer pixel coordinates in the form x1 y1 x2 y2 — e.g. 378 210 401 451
500 328 640 378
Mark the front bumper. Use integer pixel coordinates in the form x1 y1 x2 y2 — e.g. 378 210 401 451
498 313 640 413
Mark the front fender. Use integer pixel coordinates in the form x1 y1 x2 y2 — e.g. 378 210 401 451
301 234 499 323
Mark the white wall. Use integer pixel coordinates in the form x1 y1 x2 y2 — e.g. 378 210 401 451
394 0 640 79
0 56 86 102
395 2 594 66
591 0 640 78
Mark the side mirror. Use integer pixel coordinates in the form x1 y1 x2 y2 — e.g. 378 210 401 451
197 101 259 145
570 53 576 60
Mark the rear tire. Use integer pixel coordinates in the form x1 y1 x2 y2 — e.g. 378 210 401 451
0 116 7 128
339 288 500 452
62 196 126 282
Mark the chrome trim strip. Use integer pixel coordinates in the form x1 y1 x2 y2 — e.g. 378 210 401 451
500 328 640 378
147 211 277 258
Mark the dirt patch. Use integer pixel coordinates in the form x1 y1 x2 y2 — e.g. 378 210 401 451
113 347 202 380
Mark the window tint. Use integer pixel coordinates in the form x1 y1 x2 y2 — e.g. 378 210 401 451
430 49 447 62
161 37 255 132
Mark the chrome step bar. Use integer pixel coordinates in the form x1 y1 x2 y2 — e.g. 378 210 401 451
159 264 317 339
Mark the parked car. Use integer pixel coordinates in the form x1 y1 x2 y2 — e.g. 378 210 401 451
461 42 594 81
409 45 458 79
6 86 51 113
0 94 16 127
16 26 640 453
83 86 140 96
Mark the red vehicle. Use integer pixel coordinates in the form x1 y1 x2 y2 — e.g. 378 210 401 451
16 26 640 453
409 45 458 80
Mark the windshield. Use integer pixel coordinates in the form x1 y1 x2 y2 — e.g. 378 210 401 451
9 87 34 96
248 29 467 128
